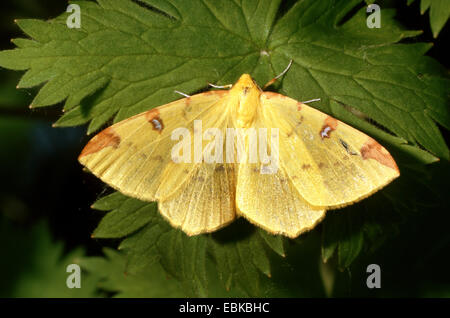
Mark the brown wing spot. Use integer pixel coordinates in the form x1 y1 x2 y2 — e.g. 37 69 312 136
320 116 338 139
297 102 302 111
79 127 120 158
182 109 188 120
318 162 326 169
291 175 298 180
145 109 164 133
302 164 311 170
126 141 137 152
360 138 399 172
151 155 164 162
279 177 287 183
215 165 225 172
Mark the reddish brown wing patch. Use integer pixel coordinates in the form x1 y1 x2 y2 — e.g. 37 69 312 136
360 138 399 172
79 127 121 158
320 116 338 139
297 102 302 111
145 109 164 133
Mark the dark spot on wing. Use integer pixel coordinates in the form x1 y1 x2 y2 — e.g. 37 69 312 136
145 109 164 133
151 155 164 162
215 165 225 172
340 139 358 155
196 176 205 182
302 164 311 170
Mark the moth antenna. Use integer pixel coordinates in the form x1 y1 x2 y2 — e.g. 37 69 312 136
301 98 321 104
208 83 232 89
174 90 191 98
263 59 293 89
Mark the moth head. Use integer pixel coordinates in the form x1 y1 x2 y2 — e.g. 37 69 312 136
231 74 261 97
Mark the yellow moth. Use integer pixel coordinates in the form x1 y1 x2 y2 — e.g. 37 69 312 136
79 73 399 238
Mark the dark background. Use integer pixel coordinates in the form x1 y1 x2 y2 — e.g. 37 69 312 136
0 0 448 297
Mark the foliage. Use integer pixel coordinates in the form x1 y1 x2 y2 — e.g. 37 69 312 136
0 0 448 297
407 0 450 38
0 218 98 297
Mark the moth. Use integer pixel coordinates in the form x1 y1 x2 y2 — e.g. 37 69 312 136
79 72 399 238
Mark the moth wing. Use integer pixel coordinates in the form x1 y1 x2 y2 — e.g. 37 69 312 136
235 115 325 238
79 91 229 202
260 92 400 208
159 161 237 235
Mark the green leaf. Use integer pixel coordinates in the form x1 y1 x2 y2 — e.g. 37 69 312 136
91 193 287 296
408 0 450 38
426 0 450 38
157 230 210 296
269 2 449 159
0 218 98 297
79 248 185 297
258 229 286 257
111 195 284 297
0 0 448 158
321 208 364 270
320 158 446 272
210 225 273 295
92 194 158 239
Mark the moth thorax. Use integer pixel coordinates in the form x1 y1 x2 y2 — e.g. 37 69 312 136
236 92 259 128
